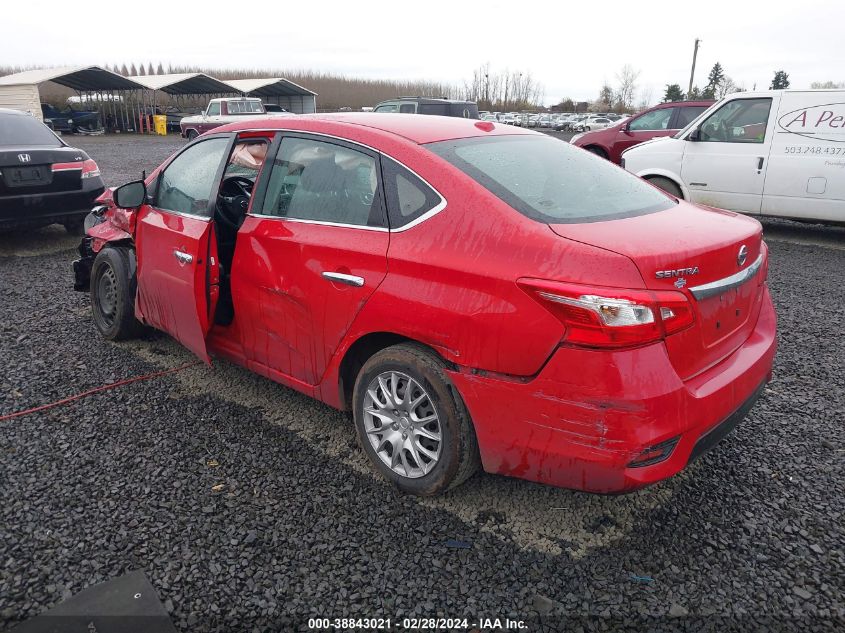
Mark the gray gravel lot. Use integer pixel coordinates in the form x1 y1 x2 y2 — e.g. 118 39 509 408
0 134 843 632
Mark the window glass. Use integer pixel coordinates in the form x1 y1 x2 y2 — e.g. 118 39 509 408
223 140 269 179
399 103 417 113
698 98 772 143
156 137 229 217
428 135 674 223
375 104 398 113
227 100 264 114
0 114 61 147
675 106 707 129
419 104 447 115
629 108 675 131
262 137 383 227
206 102 221 116
382 157 442 228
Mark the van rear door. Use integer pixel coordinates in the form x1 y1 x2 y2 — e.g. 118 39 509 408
761 90 845 223
680 96 777 214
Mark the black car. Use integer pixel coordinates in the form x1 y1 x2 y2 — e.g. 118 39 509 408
373 97 479 118
0 109 105 233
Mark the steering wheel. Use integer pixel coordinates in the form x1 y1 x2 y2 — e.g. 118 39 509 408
217 176 254 230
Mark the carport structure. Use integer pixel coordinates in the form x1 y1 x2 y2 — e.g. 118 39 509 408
224 78 317 114
128 73 240 132
0 65 146 132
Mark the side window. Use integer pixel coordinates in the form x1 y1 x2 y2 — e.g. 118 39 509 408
628 108 675 131
399 103 417 113
697 98 772 143
382 157 443 229
675 106 707 129
261 137 385 228
419 104 447 116
155 137 229 217
206 102 220 116
375 104 398 113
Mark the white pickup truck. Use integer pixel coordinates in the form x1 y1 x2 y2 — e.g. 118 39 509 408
179 98 293 140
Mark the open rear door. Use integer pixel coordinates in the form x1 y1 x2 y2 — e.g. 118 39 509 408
135 207 219 363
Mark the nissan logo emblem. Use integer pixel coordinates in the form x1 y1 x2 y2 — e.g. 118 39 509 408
737 244 749 267
18 153 31 163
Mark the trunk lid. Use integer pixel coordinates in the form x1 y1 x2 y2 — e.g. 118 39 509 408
0 146 85 196
550 202 766 380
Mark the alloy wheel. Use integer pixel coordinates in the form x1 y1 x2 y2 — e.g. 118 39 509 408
362 371 442 478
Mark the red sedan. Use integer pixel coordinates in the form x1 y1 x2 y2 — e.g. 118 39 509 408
73 114 776 495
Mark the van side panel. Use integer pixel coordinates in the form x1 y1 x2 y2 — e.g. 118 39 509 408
762 90 845 222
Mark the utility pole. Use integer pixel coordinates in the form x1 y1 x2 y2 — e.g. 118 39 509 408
687 38 701 96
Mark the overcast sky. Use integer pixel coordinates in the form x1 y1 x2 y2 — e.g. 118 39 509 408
2 0 843 105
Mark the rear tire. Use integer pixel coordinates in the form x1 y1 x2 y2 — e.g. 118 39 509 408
186 129 198 141
352 343 480 496
90 246 143 340
648 176 684 199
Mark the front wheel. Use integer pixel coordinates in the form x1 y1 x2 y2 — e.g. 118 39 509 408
353 343 480 496
186 129 198 140
90 246 143 340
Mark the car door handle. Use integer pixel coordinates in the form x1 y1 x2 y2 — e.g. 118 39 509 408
757 157 765 171
321 271 364 287
173 250 193 265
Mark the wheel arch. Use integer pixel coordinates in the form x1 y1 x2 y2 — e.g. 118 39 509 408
637 170 688 200
335 331 457 412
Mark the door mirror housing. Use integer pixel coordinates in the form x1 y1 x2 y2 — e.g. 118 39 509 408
113 180 147 209
688 127 701 142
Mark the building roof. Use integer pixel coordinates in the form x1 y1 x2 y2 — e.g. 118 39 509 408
0 66 145 91
128 73 236 95
224 77 317 98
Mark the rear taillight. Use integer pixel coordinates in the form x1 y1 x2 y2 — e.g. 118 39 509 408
519 279 694 349
51 159 100 179
80 159 101 179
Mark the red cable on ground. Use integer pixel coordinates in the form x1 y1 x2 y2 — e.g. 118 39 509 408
0 361 201 422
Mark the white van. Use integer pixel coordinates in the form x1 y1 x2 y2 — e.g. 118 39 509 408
621 89 845 223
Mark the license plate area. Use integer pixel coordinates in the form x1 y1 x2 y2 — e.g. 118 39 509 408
4 165 52 187
697 281 757 346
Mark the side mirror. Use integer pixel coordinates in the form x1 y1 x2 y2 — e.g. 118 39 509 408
688 127 701 142
113 180 147 209
621 122 632 134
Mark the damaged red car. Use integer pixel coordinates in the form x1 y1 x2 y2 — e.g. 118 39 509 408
73 114 776 495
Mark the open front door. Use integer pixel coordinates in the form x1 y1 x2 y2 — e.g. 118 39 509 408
133 135 232 363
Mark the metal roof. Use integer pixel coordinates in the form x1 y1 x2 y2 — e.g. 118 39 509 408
128 73 237 95
224 78 317 97
0 66 145 91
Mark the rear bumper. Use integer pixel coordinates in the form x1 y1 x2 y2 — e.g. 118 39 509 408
0 182 104 228
448 286 777 493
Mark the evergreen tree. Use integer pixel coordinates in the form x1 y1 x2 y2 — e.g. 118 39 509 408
688 85 703 100
120 63 129 76
770 70 790 90
129 63 138 76
703 62 725 99
663 84 685 102
156 62 165 75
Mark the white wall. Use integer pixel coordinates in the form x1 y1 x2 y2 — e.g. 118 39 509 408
0 84 42 121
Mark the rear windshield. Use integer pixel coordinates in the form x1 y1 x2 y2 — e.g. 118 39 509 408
427 135 675 223
227 100 264 114
0 114 62 147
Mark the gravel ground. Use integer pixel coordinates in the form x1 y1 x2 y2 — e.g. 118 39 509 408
0 136 843 633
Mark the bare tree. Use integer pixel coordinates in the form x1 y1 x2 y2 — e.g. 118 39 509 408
615 65 641 110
